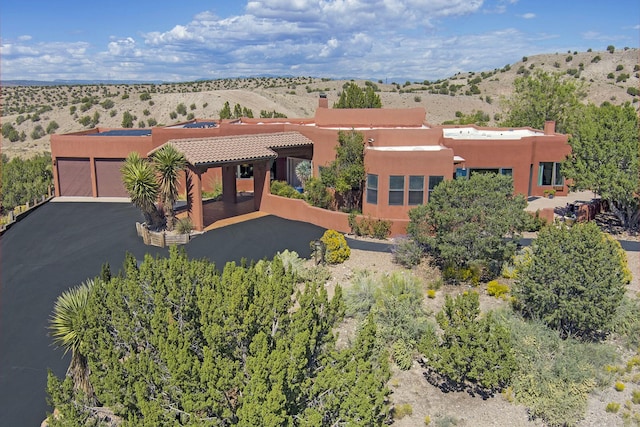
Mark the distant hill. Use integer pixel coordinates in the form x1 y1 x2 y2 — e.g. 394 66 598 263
1 48 638 159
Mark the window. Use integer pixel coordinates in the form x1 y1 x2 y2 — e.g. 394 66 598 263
389 175 404 206
366 174 378 205
428 176 444 201
237 163 253 179
500 168 512 176
408 175 424 205
538 162 563 186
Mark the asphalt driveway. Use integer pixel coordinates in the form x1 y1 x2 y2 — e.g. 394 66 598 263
0 202 328 426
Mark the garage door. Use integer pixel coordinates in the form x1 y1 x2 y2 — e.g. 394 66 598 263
95 159 127 197
57 158 92 197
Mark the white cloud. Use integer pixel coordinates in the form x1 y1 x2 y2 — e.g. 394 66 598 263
521 12 536 19
18 35 32 41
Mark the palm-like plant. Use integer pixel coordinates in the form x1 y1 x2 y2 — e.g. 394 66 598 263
295 160 312 189
151 145 186 231
122 152 161 229
49 279 96 402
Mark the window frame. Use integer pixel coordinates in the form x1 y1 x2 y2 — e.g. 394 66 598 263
428 175 444 201
408 175 424 205
366 174 378 205
388 175 405 206
538 162 564 186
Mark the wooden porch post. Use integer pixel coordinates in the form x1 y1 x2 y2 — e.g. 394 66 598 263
186 165 204 231
222 165 237 203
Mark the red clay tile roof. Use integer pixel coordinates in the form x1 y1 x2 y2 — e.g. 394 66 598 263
153 131 313 166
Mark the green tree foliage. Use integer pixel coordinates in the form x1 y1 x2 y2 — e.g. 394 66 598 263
121 111 134 128
176 103 187 116
334 82 382 108
303 177 332 209
0 153 53 210
513 222 630 341
562 102 639 229
150 144 186 231
442 110 490 126
408 173 528 277
1 122 20 142
47 248 390 426
320 130 365 211
46 120 60 134
500 70 586 133
219 101 232 119
420 292 515 393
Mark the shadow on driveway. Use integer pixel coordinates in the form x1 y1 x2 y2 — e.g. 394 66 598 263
0 202 326 426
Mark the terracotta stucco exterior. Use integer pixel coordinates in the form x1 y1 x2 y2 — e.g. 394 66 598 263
50 99 571 233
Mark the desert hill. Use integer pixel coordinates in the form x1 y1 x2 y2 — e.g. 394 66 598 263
1 48 638 160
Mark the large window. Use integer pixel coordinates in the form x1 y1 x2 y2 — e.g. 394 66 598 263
408 175 424 205
538 162 563 186
389 175 405 206
366 174 378 205
428 176 444 201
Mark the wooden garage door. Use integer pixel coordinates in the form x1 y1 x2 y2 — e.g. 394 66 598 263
95 159 127 197
57 158 92 197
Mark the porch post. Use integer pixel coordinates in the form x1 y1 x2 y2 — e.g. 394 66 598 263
253 160 271 210
222 165 237 203
186 165 204 231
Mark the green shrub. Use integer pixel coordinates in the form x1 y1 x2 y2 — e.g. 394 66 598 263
615 381 625 392
627 87 639 96
304 177 332 209
420 292 515 392
392 339 413 370
270 180 303 199
632 390 640 404
139 92 151 101
591 55 601 63
320 229 350 264
487 280 510 298
427 289 436 299
175 217 193 234
442 263 480 286
606 402 620 413
344 270 378 317
393 403 413 419
274 249 305 277
392 237 423 268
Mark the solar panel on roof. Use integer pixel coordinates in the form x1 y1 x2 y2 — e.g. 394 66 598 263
88 129 152 137
183 122 217 128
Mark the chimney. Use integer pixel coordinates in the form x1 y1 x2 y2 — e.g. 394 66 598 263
544 120 556 135
318 93 328 109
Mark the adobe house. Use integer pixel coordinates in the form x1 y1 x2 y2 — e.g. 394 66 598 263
50 96 570 234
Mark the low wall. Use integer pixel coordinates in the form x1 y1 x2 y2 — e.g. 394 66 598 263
136 222 191 247
0 194 53 235
260 193 409 236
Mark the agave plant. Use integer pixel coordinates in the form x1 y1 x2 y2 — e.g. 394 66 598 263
49 279 96 401
151 145 186 231
121 152 162 229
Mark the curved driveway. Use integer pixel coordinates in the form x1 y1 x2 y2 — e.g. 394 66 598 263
0 202 331 426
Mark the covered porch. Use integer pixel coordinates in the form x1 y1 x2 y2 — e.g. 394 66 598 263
155 131 314 231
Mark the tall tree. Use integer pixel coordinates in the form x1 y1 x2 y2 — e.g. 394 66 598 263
562 102 639 229
151 144 186 231
121 152 162 228
334 82 382 109
408 173 528 278
320 130 366 211
500 70 585 133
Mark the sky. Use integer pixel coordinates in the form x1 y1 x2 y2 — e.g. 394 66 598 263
1 0 638 82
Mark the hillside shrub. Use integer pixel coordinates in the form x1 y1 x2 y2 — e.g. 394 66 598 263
513 222 629 341
487 280 510 298
591 55 601 63
627 87 639 96
508 313 617 426
606 402 620 413
320 229 350 264
420 292 515 393
304 177 333 209
391 237 423 268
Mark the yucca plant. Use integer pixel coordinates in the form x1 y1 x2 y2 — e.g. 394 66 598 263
49 279 96 402
121 152 162 229
151 145 186 231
